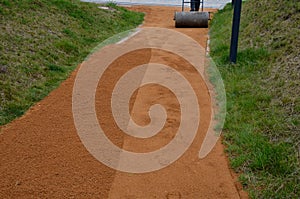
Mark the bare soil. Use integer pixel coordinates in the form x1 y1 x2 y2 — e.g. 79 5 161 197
0 6 248 199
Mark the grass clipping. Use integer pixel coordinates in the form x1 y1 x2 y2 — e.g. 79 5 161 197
0 0 144 125
209 1 299 198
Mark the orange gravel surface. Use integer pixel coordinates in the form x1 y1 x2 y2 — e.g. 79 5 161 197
0 6 248 199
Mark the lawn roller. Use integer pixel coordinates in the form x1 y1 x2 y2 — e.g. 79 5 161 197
174 0 209 28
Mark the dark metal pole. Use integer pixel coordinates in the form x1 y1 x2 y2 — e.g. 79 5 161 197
229 0 242 63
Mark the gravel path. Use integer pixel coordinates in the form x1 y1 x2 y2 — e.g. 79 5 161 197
0 5 247 199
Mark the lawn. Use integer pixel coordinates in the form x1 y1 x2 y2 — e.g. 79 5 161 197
210 1 300 198
0 0 144 125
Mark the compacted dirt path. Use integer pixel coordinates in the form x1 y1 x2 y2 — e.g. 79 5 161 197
0 6 247 198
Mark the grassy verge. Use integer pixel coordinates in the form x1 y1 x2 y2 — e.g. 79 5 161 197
0 0 144 125
209 1 299 198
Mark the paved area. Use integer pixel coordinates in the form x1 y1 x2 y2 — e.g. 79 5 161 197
82 0 232 9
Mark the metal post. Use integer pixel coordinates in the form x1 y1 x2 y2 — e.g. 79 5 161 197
229 0 242 63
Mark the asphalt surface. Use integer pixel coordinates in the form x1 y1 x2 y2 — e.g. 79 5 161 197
81 0 232 9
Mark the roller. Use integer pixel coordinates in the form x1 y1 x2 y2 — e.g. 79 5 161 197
174 0 209 28
175 12 209 28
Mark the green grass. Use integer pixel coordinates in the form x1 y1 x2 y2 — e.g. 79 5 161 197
0 0 144 125
209 1 300 198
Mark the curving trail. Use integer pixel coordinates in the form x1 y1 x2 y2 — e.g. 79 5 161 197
0 6 247 198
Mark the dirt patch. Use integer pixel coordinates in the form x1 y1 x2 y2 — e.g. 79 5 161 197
0 5 247 198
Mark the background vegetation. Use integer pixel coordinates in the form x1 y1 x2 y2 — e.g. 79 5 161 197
210 1 299 198
0 0 144 125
